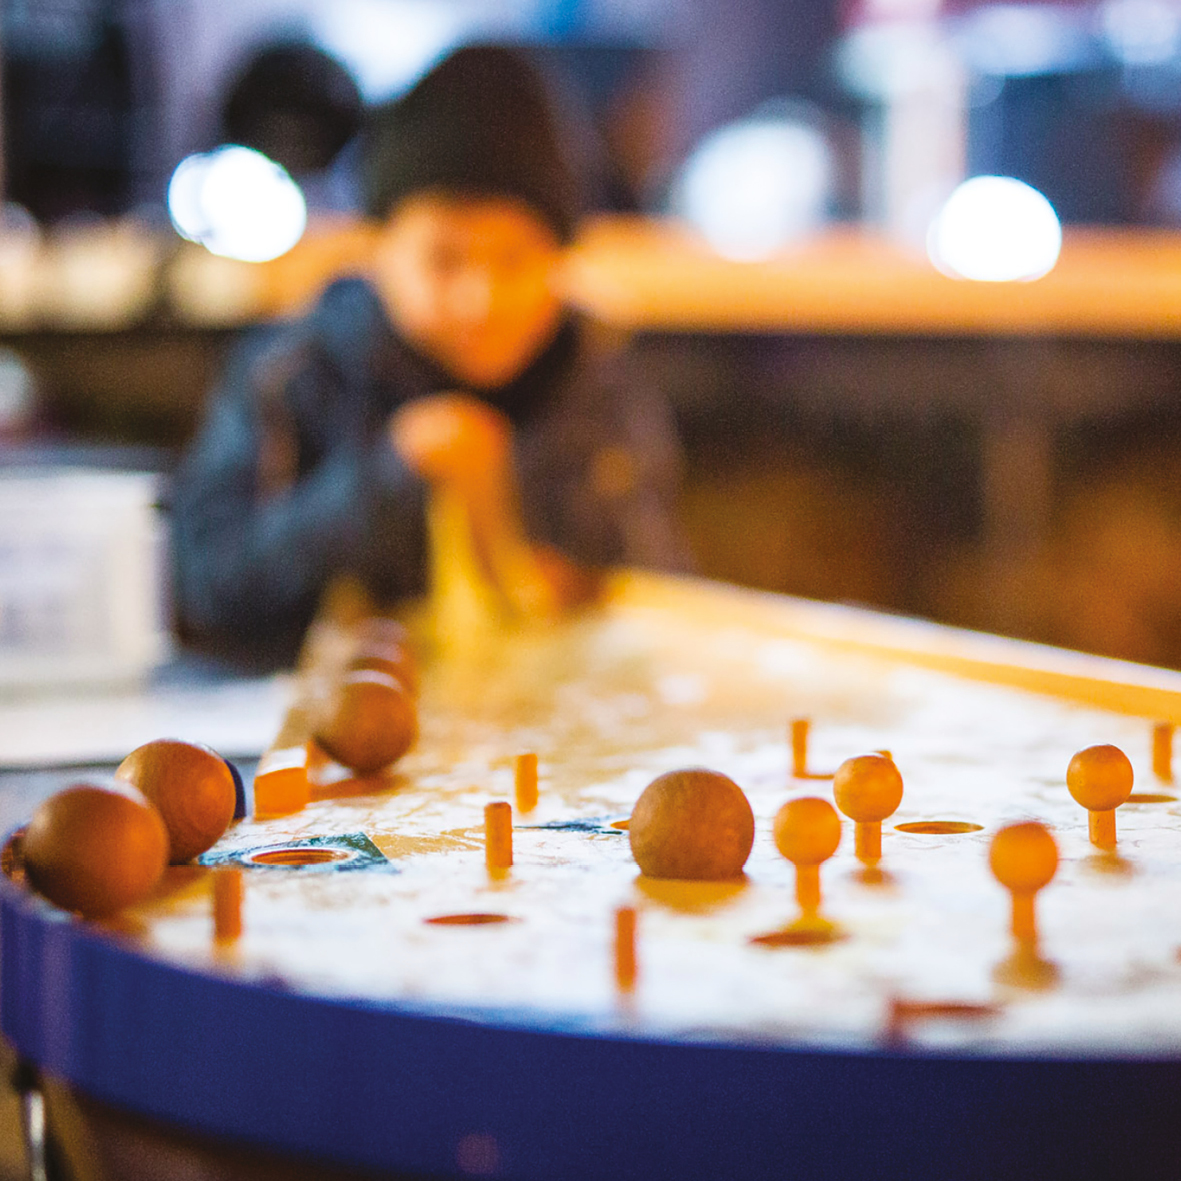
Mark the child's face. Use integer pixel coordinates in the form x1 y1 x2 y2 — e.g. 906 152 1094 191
373 192 564 390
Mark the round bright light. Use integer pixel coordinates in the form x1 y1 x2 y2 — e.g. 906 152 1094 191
674 117 831 262
927 176 1061 282
166 146 307 263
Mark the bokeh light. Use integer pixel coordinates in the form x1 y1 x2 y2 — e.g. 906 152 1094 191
1101 0 1181 65
167 146 307 263
927 176 1062 282
953 4 1094 77
673 116 831 262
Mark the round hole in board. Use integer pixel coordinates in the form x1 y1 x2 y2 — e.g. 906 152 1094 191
1127 793 1177 804
425 913 513 926
248 847 353 866
750 927 844 947
895 821 984 835
610 819 630 830
888 1000 999 1024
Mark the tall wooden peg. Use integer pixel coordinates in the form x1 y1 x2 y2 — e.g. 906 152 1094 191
833 754 903 870
1066 745 1134 851
615 906 637 993
790 719 810 779
760 797 842 944
1153 723 1174 784
485 802 513 872
989 822 1057 946
989 821 1059 988
514 753 539 814
212 867 243 944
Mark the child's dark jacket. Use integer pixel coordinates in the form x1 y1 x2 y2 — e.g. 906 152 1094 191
171 278 689 668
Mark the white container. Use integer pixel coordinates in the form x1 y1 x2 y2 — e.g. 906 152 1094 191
0 469 170 691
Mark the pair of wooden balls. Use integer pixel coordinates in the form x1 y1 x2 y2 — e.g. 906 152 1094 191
311 620 419 776
22 739 237 920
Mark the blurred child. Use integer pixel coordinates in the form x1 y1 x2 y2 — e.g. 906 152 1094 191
171 46 690 668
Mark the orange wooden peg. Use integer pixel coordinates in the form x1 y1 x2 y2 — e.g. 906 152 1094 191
212 867 243 943
833 754 903 868
615 906 637 993
485 802 513 871
1066 745 1133 851
790 719 809 779
515 753 539 814
1153 723 1174 784
773 797 842 919
988 821 1060 988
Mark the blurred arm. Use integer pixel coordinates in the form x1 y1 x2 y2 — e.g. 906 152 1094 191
170 327 427 668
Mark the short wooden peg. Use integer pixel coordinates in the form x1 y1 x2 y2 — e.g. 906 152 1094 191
514 753 539 814
1153 723 1174 784
1067 745 1133 852
213 867 243 943
790 718 809 779
615 906 637 993
485 801 513 871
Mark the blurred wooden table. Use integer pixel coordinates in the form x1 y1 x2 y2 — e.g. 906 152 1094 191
560 219 1181 338
556 220 1181 616
255 215 1181 339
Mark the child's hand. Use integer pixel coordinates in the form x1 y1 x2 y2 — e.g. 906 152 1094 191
391 393 602 616
533 545 602 609
389 394 512 488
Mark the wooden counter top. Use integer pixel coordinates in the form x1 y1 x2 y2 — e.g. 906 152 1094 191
559 218 1181 338
248 215 1181 340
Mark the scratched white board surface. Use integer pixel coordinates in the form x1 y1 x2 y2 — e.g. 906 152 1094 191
78 575 1181 1056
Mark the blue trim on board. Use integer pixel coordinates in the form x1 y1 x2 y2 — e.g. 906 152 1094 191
3 870 1181 1179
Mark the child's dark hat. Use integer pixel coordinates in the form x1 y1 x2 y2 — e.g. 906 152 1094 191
361 45 579 242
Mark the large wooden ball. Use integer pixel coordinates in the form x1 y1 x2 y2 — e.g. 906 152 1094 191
23 784 168 918
629 768 754 881
773 797 842 867
833 754 904 823
989 821 1059 895
313 670 417 775
116 739 236 864
1066 744 1134 812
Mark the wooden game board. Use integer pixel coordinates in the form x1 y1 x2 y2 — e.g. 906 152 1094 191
6 571 1181 1180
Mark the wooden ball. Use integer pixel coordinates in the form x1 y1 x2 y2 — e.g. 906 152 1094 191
629 768 754 881
989 821 1058 895
313 670 417 775
773 797 842 866
116 739 236 864
1066 744 1134 812
23 784 168 918
833 754 904 823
